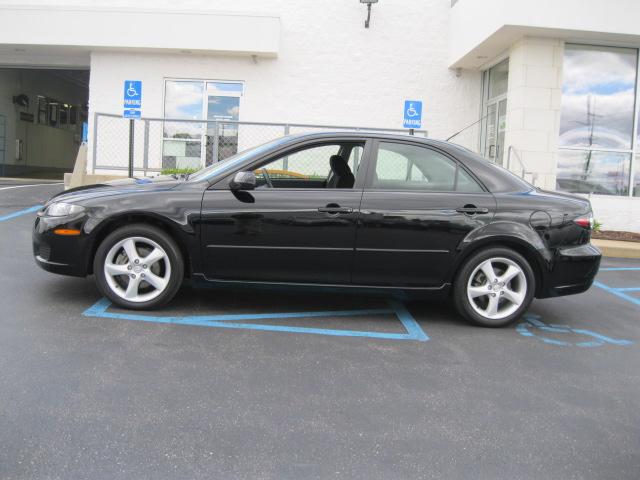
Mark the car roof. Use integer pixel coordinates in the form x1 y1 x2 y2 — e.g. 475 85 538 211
280 131 477 156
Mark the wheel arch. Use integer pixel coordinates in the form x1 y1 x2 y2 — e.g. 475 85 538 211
449 235 549 297
86 212 194 277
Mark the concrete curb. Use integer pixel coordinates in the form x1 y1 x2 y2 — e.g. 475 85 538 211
592 239 640 259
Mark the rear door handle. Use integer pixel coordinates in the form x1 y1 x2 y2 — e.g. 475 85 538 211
456 206 489 215
318 205 353 214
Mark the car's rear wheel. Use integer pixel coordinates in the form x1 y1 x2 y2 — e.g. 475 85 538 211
93 224 183 310
453 247 535 327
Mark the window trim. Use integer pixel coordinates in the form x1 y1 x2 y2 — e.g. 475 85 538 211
364 139 488 194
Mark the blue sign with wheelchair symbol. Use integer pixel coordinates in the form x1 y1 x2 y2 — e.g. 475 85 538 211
123 80 142 108
403 100 422 128
516 314 633 347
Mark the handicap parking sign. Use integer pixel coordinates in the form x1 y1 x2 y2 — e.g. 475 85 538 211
403 100 422 128
123 80 142 119
123 80 142 108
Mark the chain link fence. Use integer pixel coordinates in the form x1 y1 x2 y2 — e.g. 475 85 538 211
91 113 428 175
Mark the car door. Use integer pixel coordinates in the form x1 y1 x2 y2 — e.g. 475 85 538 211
353 139 496 288
200 139 369 284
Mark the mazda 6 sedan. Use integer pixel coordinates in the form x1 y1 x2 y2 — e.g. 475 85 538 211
33 132 601 327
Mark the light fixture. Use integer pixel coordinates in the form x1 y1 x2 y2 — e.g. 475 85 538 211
360 0 379 29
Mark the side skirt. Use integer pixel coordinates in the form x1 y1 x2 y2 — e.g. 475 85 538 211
191 274 451 299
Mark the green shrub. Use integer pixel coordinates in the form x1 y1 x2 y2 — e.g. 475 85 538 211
593 219 602 232
160 168 199 176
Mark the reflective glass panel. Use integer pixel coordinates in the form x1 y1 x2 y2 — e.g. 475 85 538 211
634 157 640 196
206 82 243 97
163 81 204 139
556 149 630 196
206 96 241 164
560 45 637 149
488 59 509 99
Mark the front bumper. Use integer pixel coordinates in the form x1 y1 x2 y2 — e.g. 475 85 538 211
32 214 91 277
537 243 602 298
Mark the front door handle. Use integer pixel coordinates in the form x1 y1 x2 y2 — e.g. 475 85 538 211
318 204 353 214
456 206 489 215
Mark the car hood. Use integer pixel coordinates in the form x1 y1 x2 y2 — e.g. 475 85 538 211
47 176 182 205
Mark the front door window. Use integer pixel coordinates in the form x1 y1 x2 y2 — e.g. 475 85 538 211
253 142 362 189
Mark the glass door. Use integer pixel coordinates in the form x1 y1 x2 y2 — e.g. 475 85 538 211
483 98 507 165
162 80 243 169
205 82 243 166
481 59 509 166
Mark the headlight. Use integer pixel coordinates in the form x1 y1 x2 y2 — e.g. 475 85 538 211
44 202 85 217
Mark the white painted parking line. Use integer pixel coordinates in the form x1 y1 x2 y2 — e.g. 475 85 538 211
0 183 63 191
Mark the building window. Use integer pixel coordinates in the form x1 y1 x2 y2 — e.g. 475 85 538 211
556 150 630 196
558 44 638 196
162 79 243 169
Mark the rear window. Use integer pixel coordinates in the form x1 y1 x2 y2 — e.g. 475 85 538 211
484 161 535 191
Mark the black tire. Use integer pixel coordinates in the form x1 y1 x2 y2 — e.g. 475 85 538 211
453 247 535 327
93 224 184 310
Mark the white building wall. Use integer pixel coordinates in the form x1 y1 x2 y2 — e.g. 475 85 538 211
587 196 640 232
85 0 482 171
503 37 564 191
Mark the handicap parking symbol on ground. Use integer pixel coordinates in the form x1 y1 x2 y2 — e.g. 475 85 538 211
516 313 633 347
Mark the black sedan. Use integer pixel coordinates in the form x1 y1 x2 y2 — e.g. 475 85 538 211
33 132 601 327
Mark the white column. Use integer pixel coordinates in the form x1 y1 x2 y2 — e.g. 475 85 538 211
503 37 564 190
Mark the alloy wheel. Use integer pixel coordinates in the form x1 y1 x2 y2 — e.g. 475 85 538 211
466 257 527 321
103 236 171 303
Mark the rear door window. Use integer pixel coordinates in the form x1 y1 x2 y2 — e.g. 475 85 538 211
370 142 483 193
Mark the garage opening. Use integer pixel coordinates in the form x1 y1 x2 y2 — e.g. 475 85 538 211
0 68 89 179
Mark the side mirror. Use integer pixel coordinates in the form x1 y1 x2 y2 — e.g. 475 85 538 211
230 171 256 191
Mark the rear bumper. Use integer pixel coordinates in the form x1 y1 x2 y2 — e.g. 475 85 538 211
537 243 601 298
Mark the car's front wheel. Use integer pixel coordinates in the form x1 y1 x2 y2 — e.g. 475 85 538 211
93 224 184 310
453 247 535 327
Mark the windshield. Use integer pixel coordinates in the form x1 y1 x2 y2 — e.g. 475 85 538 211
188 138 287 182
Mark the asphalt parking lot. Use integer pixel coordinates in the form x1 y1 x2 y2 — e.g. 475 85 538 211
1 183 639 479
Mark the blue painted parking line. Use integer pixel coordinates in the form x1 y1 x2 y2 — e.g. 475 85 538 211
517 314 633 347
593 267 640 307
599 267 640 271
83 298 430 342
594 281 640 307
0 205 42 222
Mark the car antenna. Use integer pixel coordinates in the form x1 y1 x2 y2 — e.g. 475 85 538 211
446 112 491 141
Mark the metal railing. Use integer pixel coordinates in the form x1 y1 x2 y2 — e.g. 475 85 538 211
446 116 541 186
91 113 428 175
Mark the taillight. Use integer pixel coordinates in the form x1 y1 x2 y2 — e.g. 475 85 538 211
574 215 594 229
